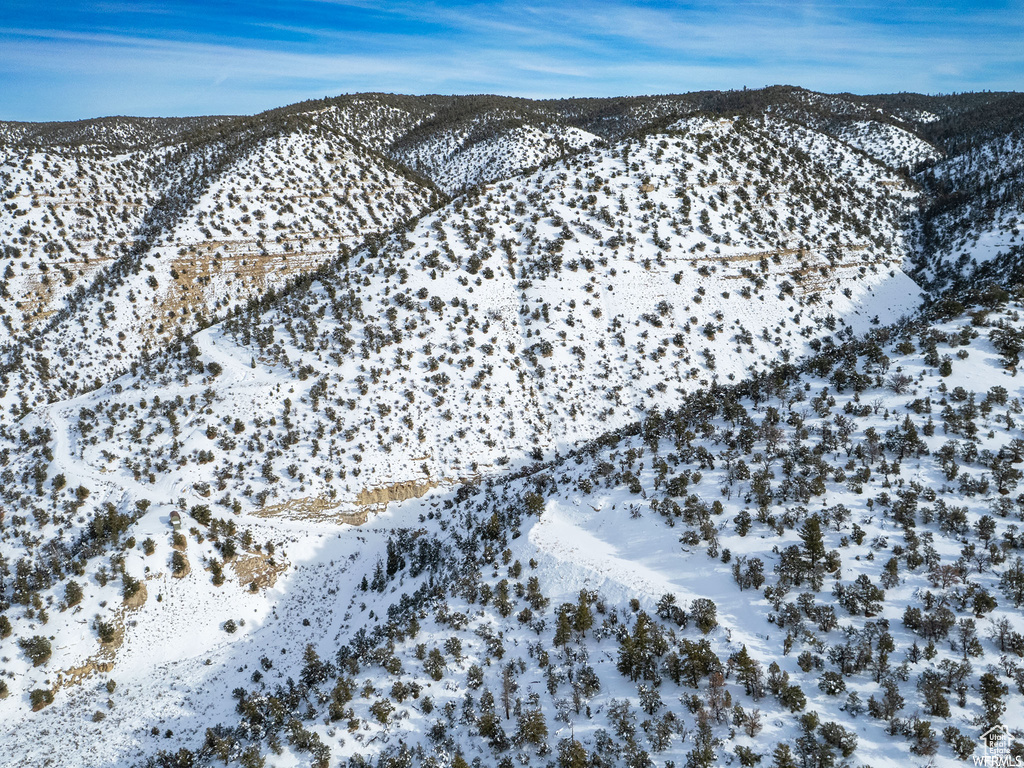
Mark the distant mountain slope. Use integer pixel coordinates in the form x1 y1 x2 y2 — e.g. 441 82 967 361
870 91 1024 154
393 117 599 194
0 114 237 151
915 130 1024 290
1 87 965 373
901 94 1024 295
831 120 942 170
281 88 950 195
0 142 179 339
12 114 922 526
12 123 436 402
281 95 436 153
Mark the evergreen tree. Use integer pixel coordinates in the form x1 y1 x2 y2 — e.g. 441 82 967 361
424 648 445 681
515 696 548 748
1000 557 1024 607
867 679 905 734
19 635 52 666
370 559 386 592
557 737 588 768
798 515 826 569
685 719 716 768
918 669 951 717
64 580 84 607
729 645 765 699
771 743 797 768
300 644 331 688
573 591 594 638
494 579 514 618
385 538 404 578
554 604 574 648
978 672 1008 731
678 638 720 688
690 598 718 634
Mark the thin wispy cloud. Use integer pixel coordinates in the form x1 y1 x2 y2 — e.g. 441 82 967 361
0 0 1020 121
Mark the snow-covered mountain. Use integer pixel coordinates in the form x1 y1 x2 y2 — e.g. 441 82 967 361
393 118 599 194
1 113 438 404
831 120 942 170
1 87 1023 768
9 113 921 518
914 128 1024 293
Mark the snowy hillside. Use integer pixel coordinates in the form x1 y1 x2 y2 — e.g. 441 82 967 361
0 142 184 340
278 95 447 157
393 120 599 194
0 115 235 152
831 120 942 170
6 115 922 527
1 87 1023 768
2 121 437 405
4 295 1024 767
913 130 1024 293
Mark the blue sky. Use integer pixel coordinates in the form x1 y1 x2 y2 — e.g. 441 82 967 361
1 1 1021 122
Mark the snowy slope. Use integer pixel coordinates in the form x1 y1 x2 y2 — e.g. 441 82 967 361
4 297 1024 767
3 124 436 406
912 130 1024 291
0 143 186 340
393 118 599 194
832 120 943 169
4 88 1024 768
0 115 235 152
12 117 922 528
